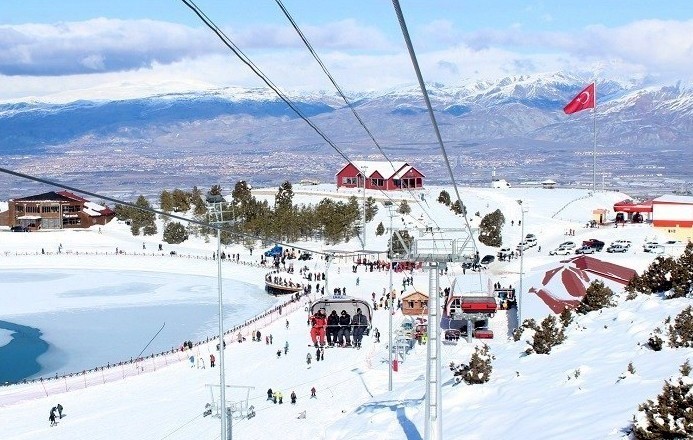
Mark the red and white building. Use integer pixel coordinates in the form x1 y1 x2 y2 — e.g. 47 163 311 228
335 161 425 191
652 195 693 241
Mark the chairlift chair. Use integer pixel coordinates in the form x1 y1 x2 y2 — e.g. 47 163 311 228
309 296 373 334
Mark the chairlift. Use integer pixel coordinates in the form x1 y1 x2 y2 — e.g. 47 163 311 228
309 296 373 333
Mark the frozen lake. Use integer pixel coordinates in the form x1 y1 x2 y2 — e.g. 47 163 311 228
0 268 275 383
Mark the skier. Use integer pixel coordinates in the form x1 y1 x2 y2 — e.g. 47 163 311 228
286 319 289 329
315 347 321 362
306 353 312 366
56 403 64 419
277 349 282 358
267 388 273 401
284 341 289 355
351 308 369 349
290 391 297 404
270 334 273 344
309 308 327 347
210 354 215 368
310 387 317 398
49 407 57 427
277 391 283 404
374 328 381 343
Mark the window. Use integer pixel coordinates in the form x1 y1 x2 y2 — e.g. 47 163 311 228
26 205 40 213
408 301 414 308
16 205 24 213
342 176 357 185
62 218 81 225
370 178 384 187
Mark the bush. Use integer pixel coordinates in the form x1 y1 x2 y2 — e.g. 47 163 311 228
627 244 693 299
576 280 614 314
375 222 385 236
559 307 573 327
647 333 663 351
529 315 566 355
631 361 693 439
449 344 494 385
668 306 693 348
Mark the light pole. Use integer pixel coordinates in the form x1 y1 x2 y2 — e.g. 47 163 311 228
516 200 525 326
387 203 395 392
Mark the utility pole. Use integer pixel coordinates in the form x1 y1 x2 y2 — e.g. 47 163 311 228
209 200 234 440
516 200 525 326
387 204 395 391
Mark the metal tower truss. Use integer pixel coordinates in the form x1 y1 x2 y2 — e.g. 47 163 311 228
397 228 477 440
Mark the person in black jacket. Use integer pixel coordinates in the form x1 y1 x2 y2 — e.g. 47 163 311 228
326 310 339 347
337 310 351 347
351 308 369 348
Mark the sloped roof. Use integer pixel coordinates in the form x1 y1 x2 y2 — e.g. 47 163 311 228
350 161 408 179
401 291 428 301
526 256 636 315
57 190 89 203
653 194 693 204
12 191 75 203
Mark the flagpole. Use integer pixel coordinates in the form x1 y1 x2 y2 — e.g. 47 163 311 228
592 81 597 192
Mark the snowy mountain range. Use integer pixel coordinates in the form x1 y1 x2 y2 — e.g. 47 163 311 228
0 72 690 200
1 73 691 155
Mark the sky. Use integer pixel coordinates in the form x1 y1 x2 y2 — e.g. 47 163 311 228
1 184 691 439
0 0 692 101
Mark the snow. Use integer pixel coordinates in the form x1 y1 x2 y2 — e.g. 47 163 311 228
0 185 691 439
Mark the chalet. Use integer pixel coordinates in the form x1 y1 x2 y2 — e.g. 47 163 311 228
0 190 115 230
335 161 425 191
401 291 428 316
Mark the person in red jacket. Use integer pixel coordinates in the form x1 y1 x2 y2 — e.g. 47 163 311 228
309 308 327 347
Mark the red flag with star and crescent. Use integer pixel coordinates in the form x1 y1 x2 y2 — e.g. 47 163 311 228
563 83 595 114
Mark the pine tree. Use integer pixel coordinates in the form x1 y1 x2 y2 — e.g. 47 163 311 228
668 306 693 348
478 209 505 247
450 200 466 215
365 197 378 222
376 222 385 236
163 222 188 244
632 361 693 439
398 200 411 215
529 315 565 354
576 280 614 314
437 190 451 206
159 190 174 212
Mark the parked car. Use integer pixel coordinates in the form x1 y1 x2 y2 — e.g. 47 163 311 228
606 244 628 253
575 246 596 254
10 226 28 232
525 236 537 247
516 241 529 251
480 255 495 265
549 247 573 256
497 248 512 258
582 239 605 251
614 240 632 248
298 252 313 261
643 242 660 252
558 241 576 249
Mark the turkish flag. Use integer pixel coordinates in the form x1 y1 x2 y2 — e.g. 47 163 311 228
563 83 595 114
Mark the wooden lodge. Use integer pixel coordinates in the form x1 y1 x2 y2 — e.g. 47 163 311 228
0 190 115 230
401 291 428 316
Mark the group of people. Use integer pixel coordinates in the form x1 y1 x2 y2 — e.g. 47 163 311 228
310 307 369 349
48 404 64 427
266 387 315 405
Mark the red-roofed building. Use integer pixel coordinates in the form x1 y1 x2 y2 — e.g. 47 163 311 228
336 161 425 191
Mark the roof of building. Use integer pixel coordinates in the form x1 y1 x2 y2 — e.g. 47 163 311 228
653 194 693 204
348 161 408 179
401 291 428 301
57 190 89 203
12 191 76 203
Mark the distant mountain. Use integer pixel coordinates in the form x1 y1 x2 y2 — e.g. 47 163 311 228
1 73 691 155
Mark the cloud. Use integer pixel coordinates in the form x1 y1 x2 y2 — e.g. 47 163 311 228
0 18 218 76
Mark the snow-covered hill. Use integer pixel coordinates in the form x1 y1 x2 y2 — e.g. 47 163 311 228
1 185 690 439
